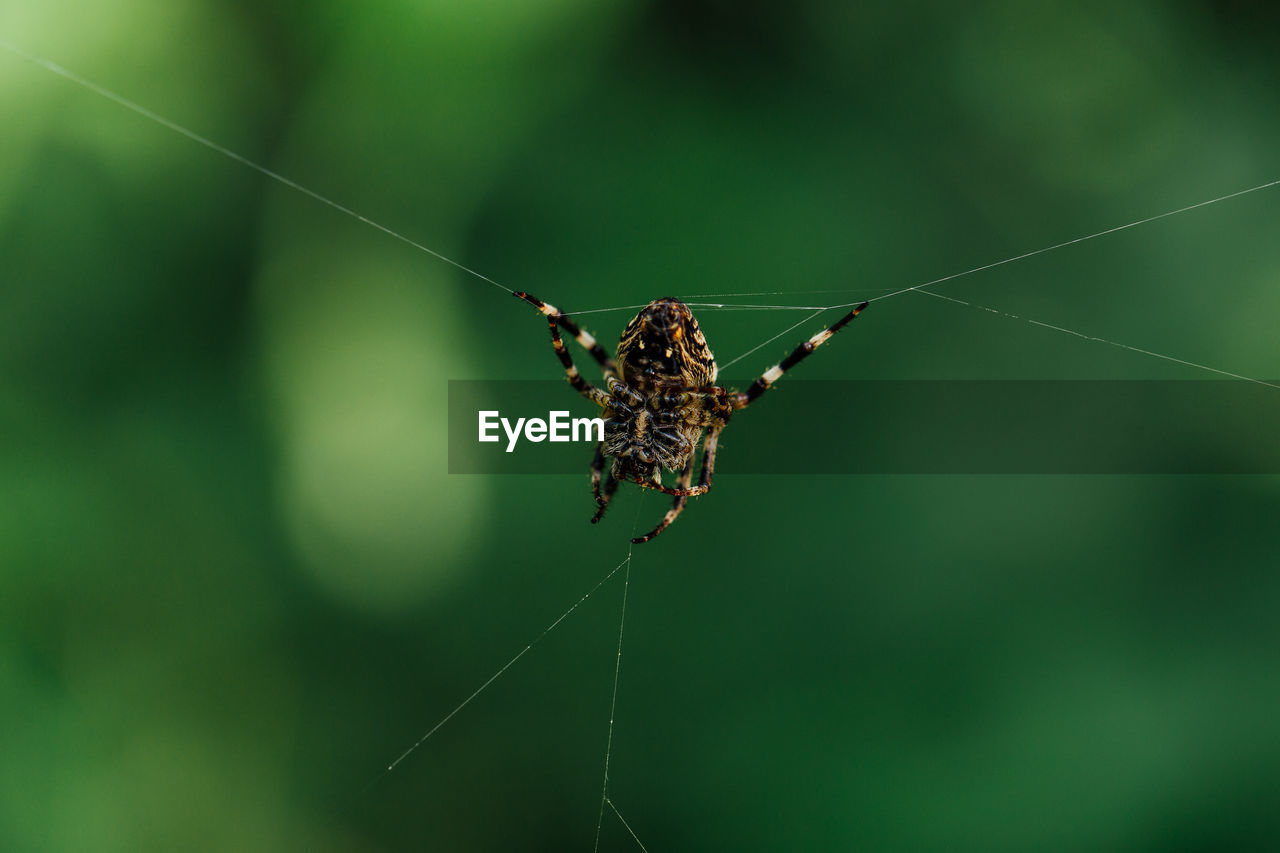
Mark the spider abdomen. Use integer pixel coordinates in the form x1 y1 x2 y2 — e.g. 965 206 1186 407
616 297 717 387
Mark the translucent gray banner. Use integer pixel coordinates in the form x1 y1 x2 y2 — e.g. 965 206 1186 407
448 380 1280 474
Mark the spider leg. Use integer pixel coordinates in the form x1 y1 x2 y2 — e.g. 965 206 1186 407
632 451 696 544
632 426 721 543
591 474 620 523
731 301 869 409
514 291 618 379
697 425 721 492
542 315 612 407
590 442 621 523
628 477 709 498
654 387 733 426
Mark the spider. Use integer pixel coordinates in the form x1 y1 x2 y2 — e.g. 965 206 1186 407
515 291 868 543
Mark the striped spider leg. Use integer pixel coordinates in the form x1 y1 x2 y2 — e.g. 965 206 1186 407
513 292 624 519
730 301 869 410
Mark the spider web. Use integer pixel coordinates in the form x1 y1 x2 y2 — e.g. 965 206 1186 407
4 16 1279 852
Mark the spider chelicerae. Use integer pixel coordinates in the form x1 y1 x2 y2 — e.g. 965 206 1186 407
515 291 868 543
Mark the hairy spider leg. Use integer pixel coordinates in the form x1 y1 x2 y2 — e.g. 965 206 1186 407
515 291 627 508
590 442 621 523
534 314 612 407
732 301 869 409
515 291 617 378
631 425 722 543
633 453 694 542
627 477 709 497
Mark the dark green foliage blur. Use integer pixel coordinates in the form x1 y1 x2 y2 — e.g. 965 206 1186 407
2 1 1278 850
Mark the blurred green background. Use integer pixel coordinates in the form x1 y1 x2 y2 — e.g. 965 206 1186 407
2 1 1279 850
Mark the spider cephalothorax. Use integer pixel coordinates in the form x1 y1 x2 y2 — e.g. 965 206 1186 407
515 291 867 543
